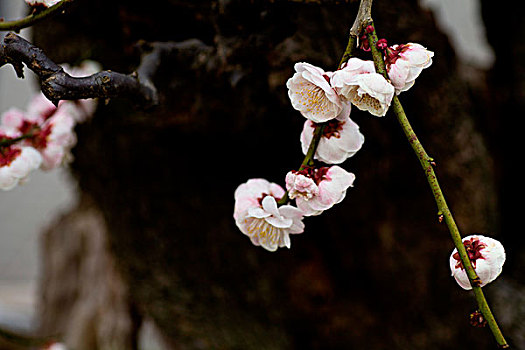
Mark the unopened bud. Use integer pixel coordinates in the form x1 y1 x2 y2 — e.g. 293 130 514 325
376 39 388 50
469 310 487 328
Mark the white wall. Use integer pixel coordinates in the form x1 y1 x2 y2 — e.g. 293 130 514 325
0 0 77 330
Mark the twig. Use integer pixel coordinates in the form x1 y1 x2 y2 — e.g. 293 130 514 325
349 0 372 37
0 0 75 32
363 17 509 349
0 134 34 148
0 33 213 108
277 124 325 205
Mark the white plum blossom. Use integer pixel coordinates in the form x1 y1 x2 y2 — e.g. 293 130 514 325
331 59 394 117
449 235 506 290
338 57 376 76
285 166 355 216
300 112 364 164
385 43 434 95
0 140 42 191
25 0 62 8
234 179 305 252
286 62 343 123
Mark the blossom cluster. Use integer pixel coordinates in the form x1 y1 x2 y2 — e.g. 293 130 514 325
233 42 433 251
0 60 100 191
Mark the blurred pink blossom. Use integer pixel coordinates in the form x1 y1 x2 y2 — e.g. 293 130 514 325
0 138 42 191
25 0 62 8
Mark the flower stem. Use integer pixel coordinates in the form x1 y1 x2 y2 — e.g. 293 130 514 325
277 123 325 206
0 134 34 147
364 19 509 348
338 35 357 69
0 0 75 32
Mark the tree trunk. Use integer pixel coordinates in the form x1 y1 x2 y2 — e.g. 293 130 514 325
33 0 506 348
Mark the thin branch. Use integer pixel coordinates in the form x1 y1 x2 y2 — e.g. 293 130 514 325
0 133 34 148
338 35 357 69
0 0 75 32
364 18 509 349
0 33 213 109
277 124 325 205
349 0 372 37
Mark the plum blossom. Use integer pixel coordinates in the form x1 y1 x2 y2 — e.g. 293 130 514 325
0 136 42 191
25 0 62 8
1 101 77 170
385 43 434 95
25 93 58 124
285 166 355 216
331 58 394 117
234 179 305 252
287 62 343 123
300 111 364 164
36 108 77 170
449 235 506 290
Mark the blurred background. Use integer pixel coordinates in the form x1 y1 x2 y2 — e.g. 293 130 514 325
0 0 77 334
0 0 523 349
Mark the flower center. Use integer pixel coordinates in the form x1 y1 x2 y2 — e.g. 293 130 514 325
0 144 22 167
453 237 486 270
314 119 345 139
385 44 409 68
348 86 381 112
257 193 281 206
294 166 330 185
302 86 329 114
244 217 283 249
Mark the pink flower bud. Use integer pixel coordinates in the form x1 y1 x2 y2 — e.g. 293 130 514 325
376 39 388 50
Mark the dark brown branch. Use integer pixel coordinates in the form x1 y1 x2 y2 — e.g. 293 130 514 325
0 32 213 109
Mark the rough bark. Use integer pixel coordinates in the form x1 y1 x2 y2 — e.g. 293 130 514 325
38 195 141 350
31 0 507 349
